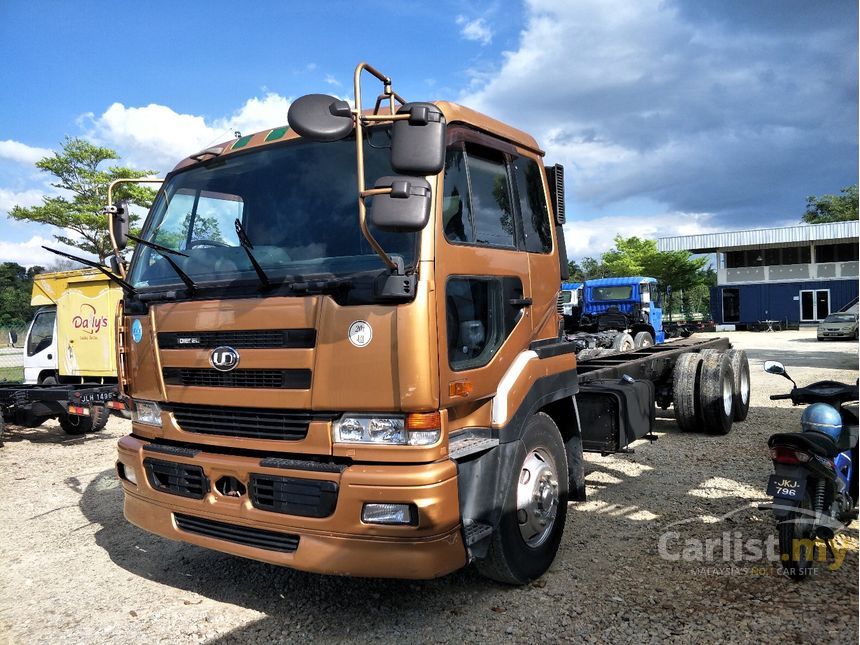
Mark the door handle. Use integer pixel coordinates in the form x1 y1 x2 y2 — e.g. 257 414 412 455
510 297 533 307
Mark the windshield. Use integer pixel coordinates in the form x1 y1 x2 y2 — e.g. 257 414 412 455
825 314 857 323
590 286 633 301
129 136 415 290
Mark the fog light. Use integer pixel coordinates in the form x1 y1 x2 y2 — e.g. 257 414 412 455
361 503 416 525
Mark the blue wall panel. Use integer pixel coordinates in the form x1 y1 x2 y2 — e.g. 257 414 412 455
710 279 858 323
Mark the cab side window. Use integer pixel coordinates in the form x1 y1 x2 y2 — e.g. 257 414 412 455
27 309 56 357
512 157 552 253
447 278 503 370
442 145 515 249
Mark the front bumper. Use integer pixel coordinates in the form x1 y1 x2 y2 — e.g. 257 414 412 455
116 435 467 579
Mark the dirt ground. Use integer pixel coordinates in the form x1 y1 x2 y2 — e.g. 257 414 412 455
1 329 857 643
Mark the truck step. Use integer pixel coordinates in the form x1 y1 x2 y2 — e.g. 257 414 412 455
449 434 499 460
463 522 493 545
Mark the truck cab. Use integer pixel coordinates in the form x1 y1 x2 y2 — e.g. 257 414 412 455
23 306 57 384
580 276 664 344
109 63 741 585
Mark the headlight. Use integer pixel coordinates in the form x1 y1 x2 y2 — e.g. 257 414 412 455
333 413 441 446
132 400 162 426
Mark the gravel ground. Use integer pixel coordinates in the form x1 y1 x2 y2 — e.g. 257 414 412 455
1 329 857 644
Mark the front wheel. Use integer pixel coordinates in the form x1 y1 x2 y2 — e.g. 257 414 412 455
476 413 569 585
777 489 815 580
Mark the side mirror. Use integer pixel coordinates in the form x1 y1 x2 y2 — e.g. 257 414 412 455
9 330 18 346
110 200 131 251
368 176 431 232
391 103 446 175
763 360 785 375
287 94 354 142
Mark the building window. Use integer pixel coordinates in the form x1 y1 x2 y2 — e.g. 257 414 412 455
815 243 858 263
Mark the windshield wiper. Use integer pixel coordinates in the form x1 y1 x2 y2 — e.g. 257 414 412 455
127 234 197 294
40 246 137 294
234 219 272 290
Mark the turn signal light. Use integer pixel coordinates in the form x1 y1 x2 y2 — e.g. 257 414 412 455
406 411 441 430
449 381 473 398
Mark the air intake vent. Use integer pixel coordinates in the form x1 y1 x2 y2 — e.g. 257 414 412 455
250 474 338 518
163 368 311 389
158 329 316 349
144 458 209 499
174 513 300 553
546 164 565 224
168 403 334 441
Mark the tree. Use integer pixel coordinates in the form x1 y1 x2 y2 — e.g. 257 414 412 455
9 137 157 263
567 257 610 281
0 262 44 329
801 185 858 224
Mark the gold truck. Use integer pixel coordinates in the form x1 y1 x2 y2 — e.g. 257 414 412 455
109 63 749 583
0 269 121 438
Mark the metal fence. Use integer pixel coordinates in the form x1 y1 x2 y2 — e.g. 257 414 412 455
0 327 26 381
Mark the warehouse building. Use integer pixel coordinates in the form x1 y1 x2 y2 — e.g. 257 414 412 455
658 221 859 327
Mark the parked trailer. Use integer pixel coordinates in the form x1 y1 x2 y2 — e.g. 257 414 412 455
0 382 121 443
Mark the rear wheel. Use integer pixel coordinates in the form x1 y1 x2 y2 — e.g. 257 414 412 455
476 413 569 585
778 489 815 580
59 413 93 435
699 352 734 435
612 333 635 353
633 331 654 348
672 352 703 432
725 349 751 421
90 404 109 432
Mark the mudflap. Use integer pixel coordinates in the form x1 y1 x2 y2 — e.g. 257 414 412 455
456 440 525 561
576 378 655 453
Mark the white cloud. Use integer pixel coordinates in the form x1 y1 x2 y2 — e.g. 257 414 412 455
460 0 858 228
0 188 45 214
563 211 720 259
0 140 53 165
0 234 88 267
324 74 341 87
84 93 292 172
456 15 493 45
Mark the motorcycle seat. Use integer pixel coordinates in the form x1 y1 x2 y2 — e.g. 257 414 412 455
768 432 840 459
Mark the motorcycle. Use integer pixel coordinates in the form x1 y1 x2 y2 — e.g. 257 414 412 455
764 360 859 579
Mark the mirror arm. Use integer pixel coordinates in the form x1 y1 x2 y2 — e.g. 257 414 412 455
106 177 163 277
353 62 405 274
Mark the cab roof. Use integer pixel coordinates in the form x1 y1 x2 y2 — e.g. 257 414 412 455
171 101 544 174
586 277 657 287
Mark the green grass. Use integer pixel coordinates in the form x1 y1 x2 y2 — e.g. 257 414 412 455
0 366 23 383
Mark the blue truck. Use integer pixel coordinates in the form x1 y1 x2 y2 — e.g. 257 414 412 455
560 277 665 358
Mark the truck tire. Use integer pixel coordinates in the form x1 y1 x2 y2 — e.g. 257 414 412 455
699 353 735 435
725 349 751 422
672 352 702 432
611 333 635 353
476 413 569 585
40 376 57 386
0 410 5 446
90 404 109 432
633 331 654 348
59 413 93 435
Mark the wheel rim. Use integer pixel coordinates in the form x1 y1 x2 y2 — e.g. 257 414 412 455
722 373 733 417
516 448 559 548
740 367 750 406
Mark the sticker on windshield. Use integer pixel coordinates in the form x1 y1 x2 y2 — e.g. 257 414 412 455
348 320 372 348
131 319 143 344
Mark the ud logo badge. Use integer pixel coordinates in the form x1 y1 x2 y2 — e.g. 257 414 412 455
210 346 240 372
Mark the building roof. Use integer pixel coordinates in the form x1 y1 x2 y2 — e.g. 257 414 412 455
657 221 859 253
586 277 656 287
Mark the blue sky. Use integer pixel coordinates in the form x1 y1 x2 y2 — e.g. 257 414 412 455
1 0 856 266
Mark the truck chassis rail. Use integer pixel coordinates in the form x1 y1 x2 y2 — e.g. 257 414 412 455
576 335 730 384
